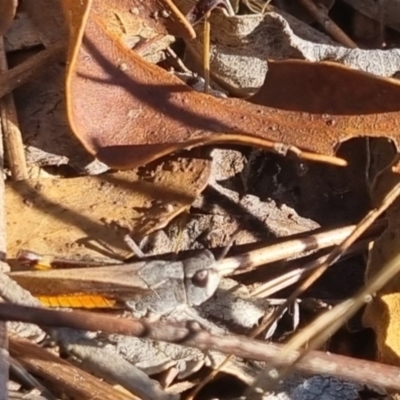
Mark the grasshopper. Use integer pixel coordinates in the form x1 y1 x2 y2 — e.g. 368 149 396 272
9 250 220 317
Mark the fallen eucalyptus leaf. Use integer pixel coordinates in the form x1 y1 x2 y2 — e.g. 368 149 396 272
61 0 400 173
62 0 347 169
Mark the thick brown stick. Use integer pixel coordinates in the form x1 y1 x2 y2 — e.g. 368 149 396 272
0 303 400 392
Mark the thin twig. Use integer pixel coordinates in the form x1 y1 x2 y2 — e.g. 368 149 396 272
217 222 382 276
0 39 66 100
0 323 7 400
298 0 358 48
249 240 368 298
249 183 394 343
0 37 27 180
203 11 211 93
286 180 400 352
166 47 191 73
178 133 347 166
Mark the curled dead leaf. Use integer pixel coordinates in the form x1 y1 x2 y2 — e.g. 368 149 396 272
61 0 400 173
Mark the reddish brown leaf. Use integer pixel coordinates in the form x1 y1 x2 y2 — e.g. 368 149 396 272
252 59 400 115
62 0 400 170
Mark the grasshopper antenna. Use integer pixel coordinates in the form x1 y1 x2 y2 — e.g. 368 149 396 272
216 228 240 261
123 234 146 259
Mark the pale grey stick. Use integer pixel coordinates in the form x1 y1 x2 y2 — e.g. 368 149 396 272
216 224 362 276
250 240 367 298
250 253 330 298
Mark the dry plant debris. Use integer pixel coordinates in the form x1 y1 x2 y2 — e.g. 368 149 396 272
6 155 211 259
2 0 400 399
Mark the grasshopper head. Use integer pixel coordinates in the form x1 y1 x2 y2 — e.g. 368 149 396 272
183 250 220 306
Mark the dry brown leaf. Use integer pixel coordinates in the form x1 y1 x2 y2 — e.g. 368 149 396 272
6 155 210 259
252 59 400 115
61 0 341 168
60 0 400 171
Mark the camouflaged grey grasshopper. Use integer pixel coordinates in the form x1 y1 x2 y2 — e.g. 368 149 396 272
9 250 220 317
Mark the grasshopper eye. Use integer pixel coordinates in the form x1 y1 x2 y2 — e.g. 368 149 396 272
192 269 209 288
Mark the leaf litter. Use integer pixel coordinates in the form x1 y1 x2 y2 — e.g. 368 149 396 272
2 0 400 399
